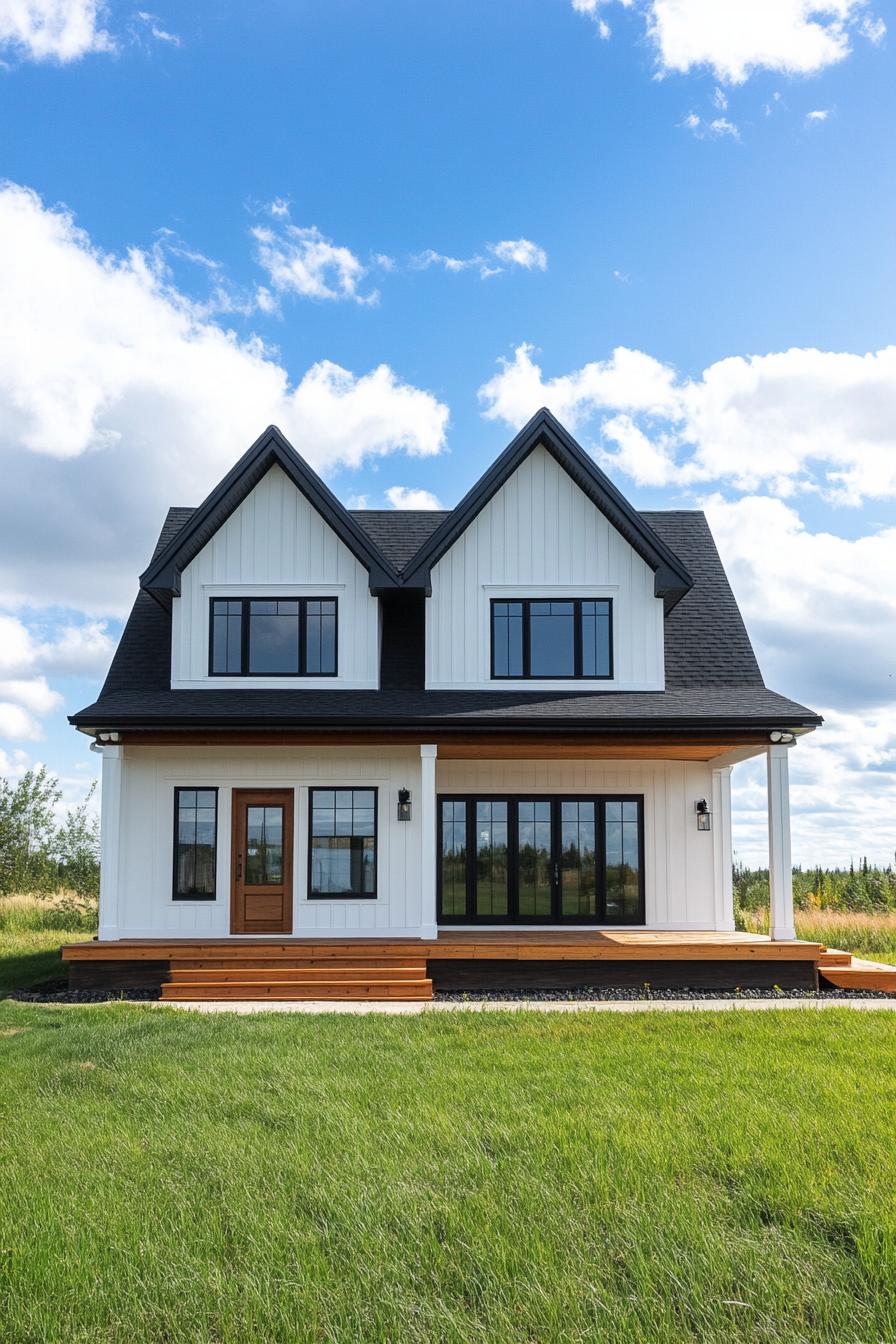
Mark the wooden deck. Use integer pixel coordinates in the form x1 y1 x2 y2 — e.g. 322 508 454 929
60 929 874 999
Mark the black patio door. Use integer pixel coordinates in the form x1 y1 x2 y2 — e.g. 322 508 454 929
437 795 644 925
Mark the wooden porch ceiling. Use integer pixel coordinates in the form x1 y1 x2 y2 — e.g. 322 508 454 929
117 731 762 761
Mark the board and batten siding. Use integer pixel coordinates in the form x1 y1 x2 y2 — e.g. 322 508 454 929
426 445 665 690
170 464 379 689
105 746 424 939
435 758 722 929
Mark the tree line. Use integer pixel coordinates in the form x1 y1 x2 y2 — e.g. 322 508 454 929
0 767 99 917
734 859 896 915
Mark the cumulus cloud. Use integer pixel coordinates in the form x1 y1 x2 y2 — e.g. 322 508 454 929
709 499 896 863
0 182 449 615
385 485 444 510
0 612 116 739
479 342 896 505
681 112 741 140
805 107 830 122
573 0 885 84
251 223 377 305
0 0 113 62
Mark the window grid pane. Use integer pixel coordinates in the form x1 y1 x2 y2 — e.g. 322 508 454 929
310 788 377 897
210 598 337 676
491 599 612 680
174 789 216 899
604 798 641 923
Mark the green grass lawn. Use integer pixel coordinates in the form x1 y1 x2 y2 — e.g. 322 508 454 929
1 1000 895 1344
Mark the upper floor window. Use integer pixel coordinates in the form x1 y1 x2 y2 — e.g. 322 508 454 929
209 597 337 677
491 598 612 680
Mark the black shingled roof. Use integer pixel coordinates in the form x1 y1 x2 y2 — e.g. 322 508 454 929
71 504 821 733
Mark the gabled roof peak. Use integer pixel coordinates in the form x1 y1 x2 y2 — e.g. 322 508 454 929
139 424 400 606
400 406 693 612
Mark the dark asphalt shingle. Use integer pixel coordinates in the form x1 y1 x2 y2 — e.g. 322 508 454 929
72 505 820 729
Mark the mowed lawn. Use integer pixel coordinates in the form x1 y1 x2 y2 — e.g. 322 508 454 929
1 1002 895 1344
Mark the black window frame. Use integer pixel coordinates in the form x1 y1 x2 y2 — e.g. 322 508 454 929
307 787 378 900
208 596 339 678
172 786 219 901
436 793 644 925
489 598 613 680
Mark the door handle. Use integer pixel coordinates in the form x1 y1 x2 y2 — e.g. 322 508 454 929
553 862 560 886
237 853 243 881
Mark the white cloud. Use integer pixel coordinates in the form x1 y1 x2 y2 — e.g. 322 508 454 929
681 111 741 140
705 495 896 864
135 11 179 45
0 611 113 740
488 239 548 271
573 0 885 84
0 182 450 616
252 223 377 305
413 238 548 279
806 107 830 121
479 342 896 505
385 485 444 510
712 86 728 110
0 0 113 62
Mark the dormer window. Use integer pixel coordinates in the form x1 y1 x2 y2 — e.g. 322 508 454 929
491 598 612 680
209 597 337 677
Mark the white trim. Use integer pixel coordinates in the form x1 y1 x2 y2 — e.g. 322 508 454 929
712 766 735 931
426 679 664 692
172 678 378 691
201 583 347 597
767 744 796 940
98 745 123 939
420 745 438 940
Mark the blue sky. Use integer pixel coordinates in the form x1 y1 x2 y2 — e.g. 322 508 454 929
1 0 894 864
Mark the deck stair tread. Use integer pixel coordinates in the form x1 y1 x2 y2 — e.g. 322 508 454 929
167 966 427 982
819 950 896 994
161 979 433 1001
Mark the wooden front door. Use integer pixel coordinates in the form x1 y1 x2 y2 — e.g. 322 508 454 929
231 790 294 934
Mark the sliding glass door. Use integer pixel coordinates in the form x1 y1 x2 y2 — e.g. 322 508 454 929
437 795 644 925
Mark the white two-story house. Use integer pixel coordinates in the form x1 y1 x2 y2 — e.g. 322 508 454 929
67 409 825 1000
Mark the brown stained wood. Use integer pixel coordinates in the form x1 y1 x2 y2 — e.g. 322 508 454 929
119 732 763 761
230 789 294 935
160 981 434 1001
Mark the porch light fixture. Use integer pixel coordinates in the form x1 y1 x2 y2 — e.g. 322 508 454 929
695 799 711 832
397 788 412 822
769 731 795 744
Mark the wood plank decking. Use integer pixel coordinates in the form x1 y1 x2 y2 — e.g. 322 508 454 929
58 930 854 1000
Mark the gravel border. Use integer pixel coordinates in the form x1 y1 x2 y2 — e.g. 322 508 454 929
7 983 893 1005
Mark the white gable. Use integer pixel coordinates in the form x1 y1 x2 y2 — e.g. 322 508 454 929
170 464 379 689
426 445 664 690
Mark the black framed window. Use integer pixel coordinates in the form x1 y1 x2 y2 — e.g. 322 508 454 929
173 788 217 900
309 788 377 898
490 599 612 679
209 597 337 676
437 795 643 925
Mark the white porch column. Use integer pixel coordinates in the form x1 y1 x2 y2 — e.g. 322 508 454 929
420 744 438 939
98 744 123 941
767 743 795 940
711 765 735 931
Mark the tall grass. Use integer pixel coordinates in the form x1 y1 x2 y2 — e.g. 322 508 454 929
0 890 97 933
739 907 896 965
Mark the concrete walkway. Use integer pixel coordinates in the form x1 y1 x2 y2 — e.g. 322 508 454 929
157 996 896 1015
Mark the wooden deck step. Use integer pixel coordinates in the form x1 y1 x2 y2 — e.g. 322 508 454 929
161 979 433 1001
169 956 427 971
816 949 853 967
819 955 896 994
167 965 427 983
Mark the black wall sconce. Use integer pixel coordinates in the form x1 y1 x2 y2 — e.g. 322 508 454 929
695 799 711 832
397 788 412 822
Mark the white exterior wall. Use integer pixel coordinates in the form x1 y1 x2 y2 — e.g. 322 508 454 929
108 746 423 938
102 748 732 938
171 465 379 689
426 445 665 691
435 757 721 929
